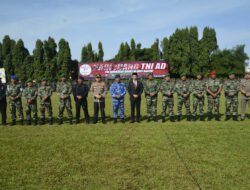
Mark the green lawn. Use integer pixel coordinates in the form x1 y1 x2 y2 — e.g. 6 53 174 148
0 93 249 190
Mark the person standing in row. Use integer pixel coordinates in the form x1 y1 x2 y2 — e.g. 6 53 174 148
240 72 250 120
224 73 239 121
0 77 7 126
7 76 24 126
22 79 38 125
160 73 175 122
38 79 53 125
176 74 192 121
144 73 159 122
127 73 144 123
57 74 73 125
192 73 206 121
110 74 127 123
90 74 108 124
206 70 223 121
73 76 90 124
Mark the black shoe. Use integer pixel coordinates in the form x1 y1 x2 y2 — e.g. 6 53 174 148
76 120 80 124
2 122 7 126
49 119 53 125
86 120 90 124
153 117 157 122
192 115 197 121
69 119 73 125
215 115 220 121
10 120 16 126
225 115 230 121
20 120 24 126
113 118 117 124
200 115 205 121
102 120 106 124
187 116 191 121
147 118 151 122
233 116 238 121
136 119 140 123
34 121 37 125
121 118 125 123
130 120 135 123
170 116 175 122
162 117 166 123
58 119 63 125
40 119 45 125
207 115 212 121
177 115 181 121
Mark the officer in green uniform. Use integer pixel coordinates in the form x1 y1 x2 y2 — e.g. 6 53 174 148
57 74 73 125
22 79 38 125
144 72 159 122
192 73 206 121
160 73 175 122
38 78 53 125
224 73 239 121
206 70 223 121
175 73 192 121
7 75 24 126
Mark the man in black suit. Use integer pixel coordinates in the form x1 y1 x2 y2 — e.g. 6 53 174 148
127 73 143 123
0 77 7 126
73 76 90 124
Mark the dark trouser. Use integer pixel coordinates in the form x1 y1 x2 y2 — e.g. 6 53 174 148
130 99 141 121
0 100 7 124
75 99 89 121
94 101 105 121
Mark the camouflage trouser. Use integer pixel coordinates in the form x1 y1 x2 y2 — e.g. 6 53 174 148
9 99 24 121
207 95 220 115
177 96 190 116
58 98 73 120
162 96 174 117
225 96 238 116
25 102 38 121
192 95 205 116
146 96 157 117
40 103 53 120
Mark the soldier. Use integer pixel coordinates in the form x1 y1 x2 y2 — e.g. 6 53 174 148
176 74 192 121
0 77 7 126
110 74 127 123
240 72 250 120
38 79 53 125
90 74 108 124
56 74 73 125
192 73 206 121
206 70 222 121
73 76 90 124
160 73 175 122
127 72 144 123
7 76 24 126
144 73 159 122
224 73 239 121
22 79 38 125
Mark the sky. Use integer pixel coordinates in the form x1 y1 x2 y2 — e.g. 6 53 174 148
1 0 250 61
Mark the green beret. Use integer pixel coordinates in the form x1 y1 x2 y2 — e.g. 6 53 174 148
41 78 47 81
148 72 153 76
165 73 170 77
26 79 33 84
60 74 67 78
229 72 235 75
180 73 186 77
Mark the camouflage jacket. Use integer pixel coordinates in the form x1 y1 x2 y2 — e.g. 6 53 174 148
144 79 159 96
57 82 72 98
23 87 37 102
160 80 175 96
224 79 239 97
175 80 191 96
206 78 222 95
192 79 206 97
7 83 22 99
38 85 52 103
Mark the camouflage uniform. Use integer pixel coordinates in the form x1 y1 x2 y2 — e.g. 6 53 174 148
206 78 222 120
160 78 175 121
38 82 53 124
22 83 38 124
192 79 206 120
175 79 192 121
144 78 159 121
7 82 24 124
57 81 73 124
224 78 239 120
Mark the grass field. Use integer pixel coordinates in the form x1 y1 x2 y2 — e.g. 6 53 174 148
0 93 250 190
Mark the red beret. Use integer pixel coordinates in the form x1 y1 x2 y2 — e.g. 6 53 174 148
210 70 216 76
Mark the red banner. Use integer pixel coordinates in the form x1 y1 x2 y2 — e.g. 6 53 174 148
78 61 169 79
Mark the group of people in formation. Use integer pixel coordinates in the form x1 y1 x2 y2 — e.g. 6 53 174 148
0 70 250 126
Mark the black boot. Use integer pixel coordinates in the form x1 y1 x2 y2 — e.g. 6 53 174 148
147 117 151 122
233 115 238 121
102 119 106 124
177 115 181 121
58 119 63 125
200 115 205 121
121 118 125 123
10 120 16 126
215 115 220 121
170 116 175 122
192 115 197 121
75 119 80 124
93 119 97 124
20 120 24 126
225 115 230 121
49 119 53 125
34 120 37 125
86 119 90 124
40 118 45 125
113 118 117 124
207 114 212 121
187 115 191 121
153 117 157 122
162 117 166 123
69 119 73 125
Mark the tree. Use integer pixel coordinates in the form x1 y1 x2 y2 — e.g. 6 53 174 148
130 38 136 61
151 38 160 61
98 42 104 61
81 45 88 62
33 39 44 81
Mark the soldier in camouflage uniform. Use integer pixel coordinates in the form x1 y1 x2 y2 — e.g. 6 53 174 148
22 79 38 125
144 73 159 122
7 75 24 126
57 74 73 125
38 79 53 125
192 73 206 121
160 73 175 122
240 72 250 120
206 70 223 121
175 74 192 121
224 73 239 121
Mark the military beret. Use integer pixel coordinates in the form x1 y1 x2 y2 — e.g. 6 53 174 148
210 70 216 76
228 72 235 75
180 73 186 77
148 72 153 76
95 74 101 78
26 79 33 84
60 74 67 78
115 74 121 79
165 73 170 77
11 75 17 80
41 78 47 81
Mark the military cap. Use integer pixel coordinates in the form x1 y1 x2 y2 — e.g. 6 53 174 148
115 74 121 79
26 79 33 84
147 72 153 76
95 74 101 78
11 75 17 80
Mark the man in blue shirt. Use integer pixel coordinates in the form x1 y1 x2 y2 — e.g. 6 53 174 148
110 74 127 123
